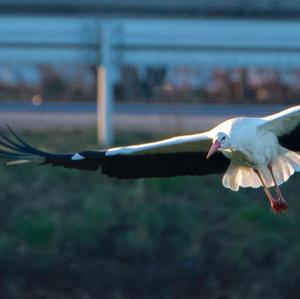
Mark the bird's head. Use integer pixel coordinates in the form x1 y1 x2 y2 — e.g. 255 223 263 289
207 132 230 159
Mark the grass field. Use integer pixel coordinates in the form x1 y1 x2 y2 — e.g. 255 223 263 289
0 128 299 299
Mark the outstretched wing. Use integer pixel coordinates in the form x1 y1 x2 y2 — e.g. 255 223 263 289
0 128 230 179
259 105 300 151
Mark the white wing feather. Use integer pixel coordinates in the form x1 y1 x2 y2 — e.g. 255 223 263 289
106 132 213 156
259 105 300 136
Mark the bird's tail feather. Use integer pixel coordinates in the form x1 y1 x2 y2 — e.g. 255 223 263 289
284 150 300 172
222 150 300 191
222 163 261 191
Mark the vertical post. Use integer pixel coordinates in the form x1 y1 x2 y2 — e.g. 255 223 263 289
97 25 113 146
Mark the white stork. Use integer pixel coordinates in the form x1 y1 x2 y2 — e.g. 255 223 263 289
0 105 299 213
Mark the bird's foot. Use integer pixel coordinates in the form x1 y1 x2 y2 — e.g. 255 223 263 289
254 168 288 214
270 198 288 214
265 164 288 214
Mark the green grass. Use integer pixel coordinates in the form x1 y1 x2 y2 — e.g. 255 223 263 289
0 128 299 299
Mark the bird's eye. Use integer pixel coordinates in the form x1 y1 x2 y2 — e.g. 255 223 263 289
221 136 226 142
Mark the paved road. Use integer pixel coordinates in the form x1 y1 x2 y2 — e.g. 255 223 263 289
0 101 287 116
0 101 289 133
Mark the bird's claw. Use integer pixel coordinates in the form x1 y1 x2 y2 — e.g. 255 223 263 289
270 198 288 214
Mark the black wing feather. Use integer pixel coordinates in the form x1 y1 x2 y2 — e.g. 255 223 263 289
0 129 230 178
101 152 229 179
278 123 300 151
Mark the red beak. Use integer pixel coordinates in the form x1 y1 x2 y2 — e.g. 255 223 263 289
206 140 221 159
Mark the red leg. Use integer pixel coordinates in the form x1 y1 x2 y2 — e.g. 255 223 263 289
267 163 288 211
254 168 287 213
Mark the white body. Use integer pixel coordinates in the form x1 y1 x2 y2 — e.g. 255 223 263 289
213 112 300 191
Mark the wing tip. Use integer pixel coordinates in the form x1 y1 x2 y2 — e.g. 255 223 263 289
0 126 42 164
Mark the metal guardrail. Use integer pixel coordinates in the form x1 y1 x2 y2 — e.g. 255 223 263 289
0 16 300 144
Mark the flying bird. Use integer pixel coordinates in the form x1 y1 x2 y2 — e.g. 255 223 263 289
0 105 299 213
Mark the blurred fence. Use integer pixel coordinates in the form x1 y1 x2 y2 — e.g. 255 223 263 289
1 17 300 143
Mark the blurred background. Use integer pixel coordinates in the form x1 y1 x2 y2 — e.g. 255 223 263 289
0 1 299 299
